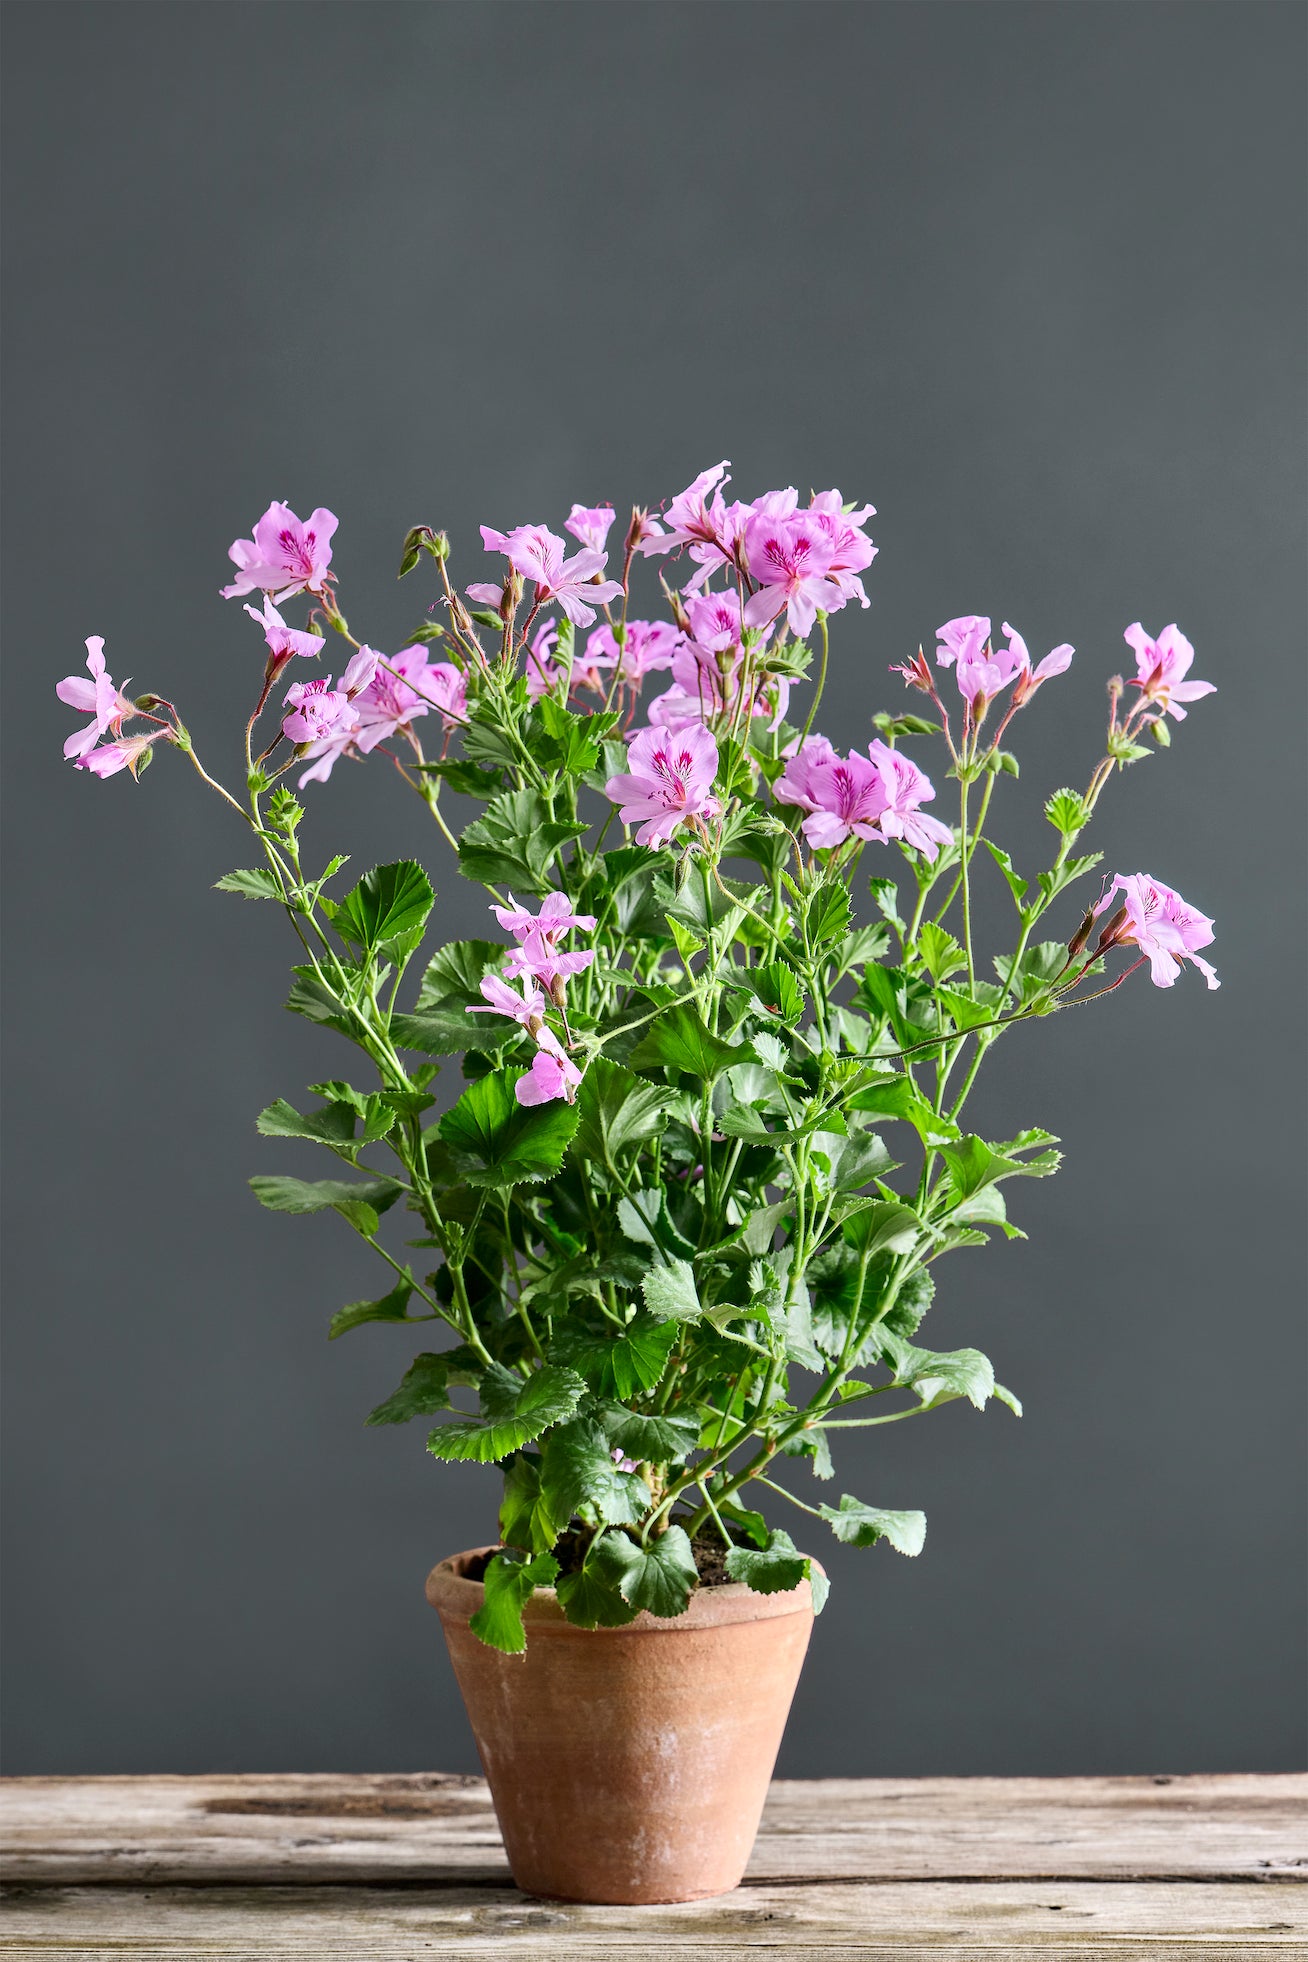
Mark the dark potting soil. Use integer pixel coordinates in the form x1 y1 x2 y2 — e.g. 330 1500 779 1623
461 1526 741 1590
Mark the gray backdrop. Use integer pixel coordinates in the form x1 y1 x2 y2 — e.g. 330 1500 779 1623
3 1 1304 1779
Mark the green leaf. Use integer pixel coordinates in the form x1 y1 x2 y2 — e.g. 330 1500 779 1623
628 1003 747 1081
881 1265 935 1339
917 922 966 982
415 939 505 1010
840 1200 921 1259
641 1259 702 1323
284 967 355 1037
595 1523 698 1618
553 1313 679 1401
439 1072 579 1187
390 1008 510 1056
333 861 434 954
1036 853 1104 909
255 1098 358 1148
743 961 806 1025
469 1549 561 1655
540 1419 649 1530
329 1272 416 1340
616 1188 697 1261
458 789 588 893
937 1133 1061 1199
498 1453 556 1553
868 877 907 936
573 1058 673 1164
215 867 283 900
936 986 997 1034
818 1494 926 1555
556 1555 641 1630
1044 788 1088 836
599 1404 700 1462
805 879 853 948
427 1363 587 1462
878 1332 996 1410
365 1348 481 1425
249 1174 402 1218
724 1527 824 1608
982 841 1029 908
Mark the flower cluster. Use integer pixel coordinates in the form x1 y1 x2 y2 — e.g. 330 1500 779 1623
776 737 952 858
468 894 596 1104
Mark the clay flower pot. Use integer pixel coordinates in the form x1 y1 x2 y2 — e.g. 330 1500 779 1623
426 1545 817 1904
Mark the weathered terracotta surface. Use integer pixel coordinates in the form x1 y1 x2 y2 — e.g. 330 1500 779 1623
426 1544 816 1904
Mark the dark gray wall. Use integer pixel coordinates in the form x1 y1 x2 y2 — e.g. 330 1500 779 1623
3 0 1303 1779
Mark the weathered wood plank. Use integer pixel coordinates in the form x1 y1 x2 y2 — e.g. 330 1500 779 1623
1 1774 1304 1888
0 1877 1304 1954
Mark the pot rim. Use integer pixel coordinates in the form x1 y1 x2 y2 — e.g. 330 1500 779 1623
426 1544 819 1632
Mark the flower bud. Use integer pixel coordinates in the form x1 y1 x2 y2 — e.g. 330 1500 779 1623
1094 904 1130 955
550 976 567 1009
1066 909 1096 960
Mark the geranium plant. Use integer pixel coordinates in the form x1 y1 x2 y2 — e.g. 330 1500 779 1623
59 467 1218 1653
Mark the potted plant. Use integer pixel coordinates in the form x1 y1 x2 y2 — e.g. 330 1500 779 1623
58 464 1218 1904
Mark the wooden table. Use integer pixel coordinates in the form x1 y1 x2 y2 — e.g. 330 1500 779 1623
1 1772 1303 1957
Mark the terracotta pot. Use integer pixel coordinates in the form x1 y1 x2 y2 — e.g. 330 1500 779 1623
426 1545 816 1904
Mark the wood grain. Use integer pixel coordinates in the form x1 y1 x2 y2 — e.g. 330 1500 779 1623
2 1773 1304 1958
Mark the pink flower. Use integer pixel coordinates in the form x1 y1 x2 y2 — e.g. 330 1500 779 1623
478 524 622 628
682 589 748 655
1095 873 1219 989
933 617 1024 710
868 740 953 861
465 973 549 1029
516 1029 583 1106
221 502 338 602
644 595 786 732
808 490 877 607
791 748 890 850
57 638 137 760
243 596 324 662
742 495 845 637
774 734 839 814
339 645 381 697
586 619 679 686
492 891 597 945
523 621 562 698
565 504 616 555
504 931 596 994
281 675 356 746
1003 622 1075 699
418 661 468 727
1123 622 1215 721
637 461 746 590
350 647 461 753
75 728 172 779
605 723 721 847
610 1445 639 1474
493 891 597 995
934 616 991 667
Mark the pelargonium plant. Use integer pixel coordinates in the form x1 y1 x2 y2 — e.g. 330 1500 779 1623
60 467 1218 1652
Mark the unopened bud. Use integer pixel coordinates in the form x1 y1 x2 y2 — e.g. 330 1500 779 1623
527 1012 544 1039
550 976 567 1009
1066 910 1095 960
1094 904 1130 955
431 530 451 562
134 693 161 711
662 579 690 633
502 567 523 620
625 505 649 556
